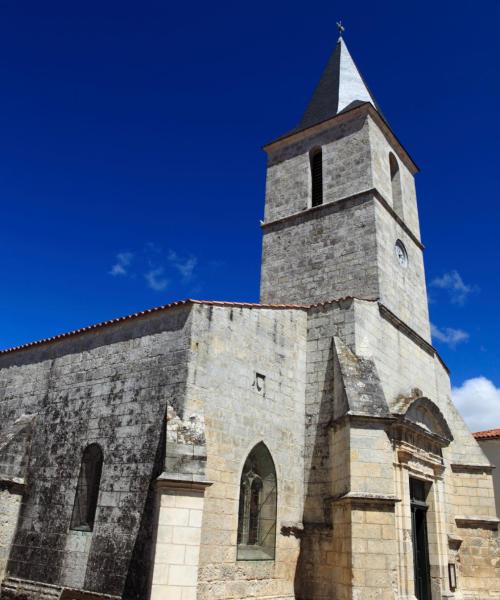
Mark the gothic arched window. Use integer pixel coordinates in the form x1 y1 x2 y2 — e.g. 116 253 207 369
70 443 103 532
310 147 323 207
237 442 277 560
389 152 403 218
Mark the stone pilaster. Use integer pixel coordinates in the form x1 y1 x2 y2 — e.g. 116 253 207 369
149 477 211 600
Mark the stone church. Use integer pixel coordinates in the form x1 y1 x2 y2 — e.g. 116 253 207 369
0 35 499 600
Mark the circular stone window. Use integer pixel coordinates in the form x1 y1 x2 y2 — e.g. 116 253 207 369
394 240 408 268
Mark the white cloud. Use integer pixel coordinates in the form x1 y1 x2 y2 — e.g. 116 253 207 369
452 377 500 432
144 267 169 291
431 323 469 349
168 250 197 282
110 245 199 292
431 270 478 306
109 252 133 276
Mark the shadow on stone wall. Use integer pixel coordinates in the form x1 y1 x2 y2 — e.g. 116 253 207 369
122 413 166 600
294 340 334 600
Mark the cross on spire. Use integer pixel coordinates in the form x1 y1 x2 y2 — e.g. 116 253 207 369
336 20 345 39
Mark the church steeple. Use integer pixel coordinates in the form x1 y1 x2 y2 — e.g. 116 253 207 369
260 35 431 342
298 37 383 130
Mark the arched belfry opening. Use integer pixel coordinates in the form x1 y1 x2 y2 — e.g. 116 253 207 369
70 443 104 532
389 152 403 218
237 442 277 560
310 147 323 207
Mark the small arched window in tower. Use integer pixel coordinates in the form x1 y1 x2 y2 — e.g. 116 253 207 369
70 443 103 532
237 442 277 560
310 147 323 207
389 152 403 218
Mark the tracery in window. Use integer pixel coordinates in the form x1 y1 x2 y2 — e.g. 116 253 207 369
237 442 277 560
70 443 103 532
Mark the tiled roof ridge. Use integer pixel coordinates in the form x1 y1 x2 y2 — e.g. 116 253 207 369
0 296 377 356
473 428 500 440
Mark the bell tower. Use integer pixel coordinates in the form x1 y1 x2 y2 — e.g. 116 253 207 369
260 35 431 341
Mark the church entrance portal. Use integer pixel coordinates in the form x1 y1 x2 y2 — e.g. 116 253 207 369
410 478 432 600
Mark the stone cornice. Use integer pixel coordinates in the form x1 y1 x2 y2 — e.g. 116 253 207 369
261 187 424 251
378 304 434 356
378 304 450 375
262 103 419 175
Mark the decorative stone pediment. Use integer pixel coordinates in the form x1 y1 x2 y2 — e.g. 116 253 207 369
405 397 453 441
390 397 453 472
392 396 453 445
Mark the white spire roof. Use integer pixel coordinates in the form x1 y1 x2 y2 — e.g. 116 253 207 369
298 37 382 130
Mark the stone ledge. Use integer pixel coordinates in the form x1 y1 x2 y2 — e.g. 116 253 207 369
0 477 26 494
455 515 500 529
450 462 494 474
261 186 423 251
328 492 400 507
155 472 213 492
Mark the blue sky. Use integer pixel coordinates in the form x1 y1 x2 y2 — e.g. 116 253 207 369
1 2 499 427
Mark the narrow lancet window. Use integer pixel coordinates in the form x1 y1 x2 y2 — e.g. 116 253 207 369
70 443 103 532
237 442 277 560
310 148 323 207
389 152 403 218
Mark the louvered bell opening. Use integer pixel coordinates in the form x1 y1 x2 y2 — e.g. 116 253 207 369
310 149 323 207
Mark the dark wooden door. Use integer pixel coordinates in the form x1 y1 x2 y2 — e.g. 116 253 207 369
410 479 432 600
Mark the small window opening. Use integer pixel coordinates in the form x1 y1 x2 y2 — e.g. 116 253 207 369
389 152 403 218
70 443 103 532
310 148 323 207
237 442 277 560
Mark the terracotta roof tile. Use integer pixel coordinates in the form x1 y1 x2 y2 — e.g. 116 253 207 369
0 299 310 356
473 428 500 440
0 296 373 357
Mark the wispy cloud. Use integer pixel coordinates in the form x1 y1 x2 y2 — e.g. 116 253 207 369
144 267 169 291
431 323 469 349
110 252 133 276
168 250 197 282
109 245 200 292
452 377 500 431
431 270 478 306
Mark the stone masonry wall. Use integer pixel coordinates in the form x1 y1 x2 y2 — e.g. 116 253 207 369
188 304 307 600
374 201 431 341
350 299 500 596
295 302 355 600
0 487 22 581
264 115 371 223
260 193 380 305
351 299 488 467
0 305 192 599
367 115 420 239
477 439 500 518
